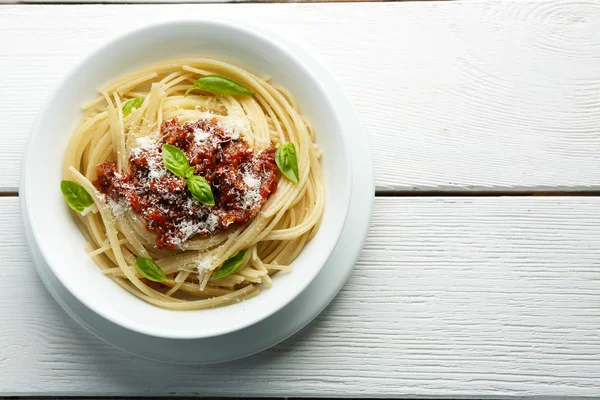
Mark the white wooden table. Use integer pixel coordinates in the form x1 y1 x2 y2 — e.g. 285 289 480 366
1 0 600 397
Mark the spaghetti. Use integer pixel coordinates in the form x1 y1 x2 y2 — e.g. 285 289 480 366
61 58 325 310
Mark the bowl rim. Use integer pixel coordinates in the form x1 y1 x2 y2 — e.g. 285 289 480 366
21 18 353 339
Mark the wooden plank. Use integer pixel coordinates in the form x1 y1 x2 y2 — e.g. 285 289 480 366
1 0 404 3
0 1 599 192
2 196 600 397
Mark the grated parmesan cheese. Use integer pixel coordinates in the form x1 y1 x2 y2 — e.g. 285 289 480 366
193 127 210 143
196 254 215 274
205 214 219 231
146 155 166 181
243 171 260 189
135 135 157 149
242 188 262 210
130 135 166 181
107 199 129 218
220 115 246 140
239 169 262 210
196 111 215 120
170 211 220 248
131 135 158 159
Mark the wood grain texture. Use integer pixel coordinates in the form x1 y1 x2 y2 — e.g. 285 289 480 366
1 0 406 3
0 1 599 192
2 196 600 397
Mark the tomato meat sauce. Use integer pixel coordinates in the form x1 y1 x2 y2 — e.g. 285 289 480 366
94 117 278 249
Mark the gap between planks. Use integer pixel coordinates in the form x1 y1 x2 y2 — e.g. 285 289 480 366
376 190 600 197
2 190 600 198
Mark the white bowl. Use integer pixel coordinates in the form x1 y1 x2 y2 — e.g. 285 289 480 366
21 20 353 339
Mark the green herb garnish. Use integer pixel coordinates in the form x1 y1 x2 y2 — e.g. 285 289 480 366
162 144 194 178
60 180 93 212
275 142 300 183
122 97 145 116
134 257 167 282
186 175 215 206
161 144 214 206
185 75 254 97
211 251 249 280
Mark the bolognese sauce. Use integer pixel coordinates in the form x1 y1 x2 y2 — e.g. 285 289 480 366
95 117 278 249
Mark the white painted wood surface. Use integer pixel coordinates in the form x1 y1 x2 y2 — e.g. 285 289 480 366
1 196 600 397
1 1 600 191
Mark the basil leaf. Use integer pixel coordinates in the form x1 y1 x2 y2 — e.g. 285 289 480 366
184 166 196 179
186 175 215 206
185 75 254 97
211 251 248 280
122 97 145 116
161 144 214 205
134 257 166 282
275 142 300 183
161 144 191 178
60 180 93 212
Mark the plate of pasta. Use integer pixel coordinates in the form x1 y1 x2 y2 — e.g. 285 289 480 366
21 20 356 340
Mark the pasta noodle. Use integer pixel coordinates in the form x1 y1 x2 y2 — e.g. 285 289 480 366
62 58 325 310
